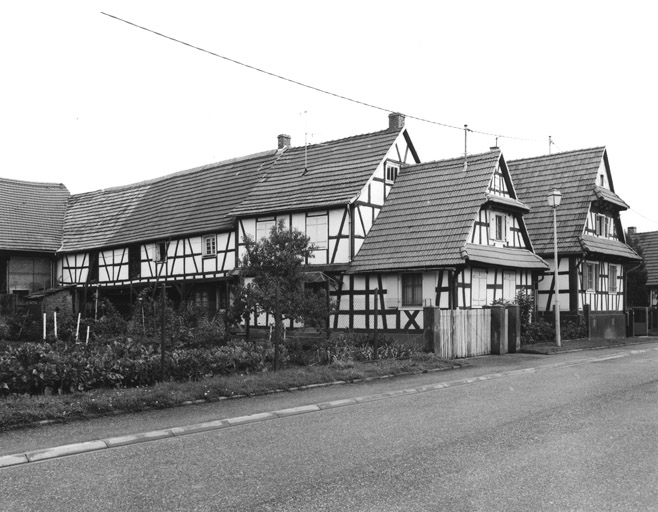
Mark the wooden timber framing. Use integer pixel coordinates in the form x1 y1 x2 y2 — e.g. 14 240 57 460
330 267 536 333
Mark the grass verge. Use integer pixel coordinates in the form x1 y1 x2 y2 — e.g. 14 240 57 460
0 354 457 433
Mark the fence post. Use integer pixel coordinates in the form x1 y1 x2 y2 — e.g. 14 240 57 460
506 304 521 353
490 305 508 355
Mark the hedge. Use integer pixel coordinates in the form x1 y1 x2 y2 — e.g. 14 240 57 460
0 338 275 396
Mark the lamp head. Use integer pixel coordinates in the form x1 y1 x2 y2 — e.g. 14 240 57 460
547 189 562 208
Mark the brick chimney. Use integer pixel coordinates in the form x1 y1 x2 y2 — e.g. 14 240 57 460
627 226 637 236
388 112 405 131
277 134 291 149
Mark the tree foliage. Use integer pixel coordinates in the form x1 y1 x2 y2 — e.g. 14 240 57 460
233 220 331 369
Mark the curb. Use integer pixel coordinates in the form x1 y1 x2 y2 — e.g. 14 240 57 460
14 363 465 431
5 349 653 470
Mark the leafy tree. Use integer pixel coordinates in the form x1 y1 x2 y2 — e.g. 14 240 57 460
234 220 331 370
626 231 648 307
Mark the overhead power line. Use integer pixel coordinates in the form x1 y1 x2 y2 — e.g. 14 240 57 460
101 12 539 143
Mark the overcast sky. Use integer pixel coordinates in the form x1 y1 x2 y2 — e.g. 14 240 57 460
1 1 656 232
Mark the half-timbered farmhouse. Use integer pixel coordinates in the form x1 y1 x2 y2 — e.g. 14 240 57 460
4 113 416 320
341 150 548 333
627 228 658 307
509 148 640 336
56 149 278 314
229 113 419 327
0 178 70 313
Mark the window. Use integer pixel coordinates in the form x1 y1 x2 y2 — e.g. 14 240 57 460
584 263 598 291
609 265 618 293
256 218 276 241
596 215 609 237
385 162 399 183
154 242 167 263
491 213 506 242
495 215 504 241
471 268 488 307
402 273 423 307
88 251 99 282
306 213 328 250
129 245 141 279
503 271 516 300
203 235 217 257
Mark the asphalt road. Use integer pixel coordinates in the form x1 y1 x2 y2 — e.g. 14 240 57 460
3 343 658 511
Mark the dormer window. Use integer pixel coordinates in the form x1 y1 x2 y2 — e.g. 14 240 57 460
596 215 609 238
495 215 504 241
385 162 400 183
490 212 507 243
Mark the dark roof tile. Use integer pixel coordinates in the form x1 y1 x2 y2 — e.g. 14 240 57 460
230 129 407 217
509 147 636 258
350 151 506 272
0 178 70 252
60 151 277 252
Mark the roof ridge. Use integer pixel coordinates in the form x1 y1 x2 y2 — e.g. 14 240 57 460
509 146 606 163
70 149 279 198
0 176 68 189
286 127 396 152
404 149 500 169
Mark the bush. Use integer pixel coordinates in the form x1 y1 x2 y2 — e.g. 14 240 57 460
312 332 413 365
0 338 278 396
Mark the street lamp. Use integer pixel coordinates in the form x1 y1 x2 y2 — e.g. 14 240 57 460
547 189 562 347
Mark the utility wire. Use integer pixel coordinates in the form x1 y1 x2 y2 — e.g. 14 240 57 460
101 12 539 143
628 208 658 228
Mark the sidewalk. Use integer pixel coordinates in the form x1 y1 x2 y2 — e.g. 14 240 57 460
3 336 658 469
520 335 658 354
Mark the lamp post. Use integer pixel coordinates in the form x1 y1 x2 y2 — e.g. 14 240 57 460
547 189 562 347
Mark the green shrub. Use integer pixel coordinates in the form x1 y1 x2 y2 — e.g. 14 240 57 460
312 332 412 365
0 337 278 396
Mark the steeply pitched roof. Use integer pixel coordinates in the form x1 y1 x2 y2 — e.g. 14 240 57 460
350 151 546 273
60 151 277 252
0 178 70 253
230 128 414 217
633 231 658 287
509 147 637 261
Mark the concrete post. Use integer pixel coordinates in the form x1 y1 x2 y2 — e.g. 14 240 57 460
506 304 521 353
424 306 437 353
583 303 591 338
491 305 508 355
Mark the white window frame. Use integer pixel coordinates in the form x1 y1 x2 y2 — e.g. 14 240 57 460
471 268 488 307
401 273 423 307
385 162 400 183
256 218 276 241
596 215 609 238
306 212 328 250
584 262 598 291
503 271 516 300
202 235 217 257
490 212 507 243
609 264 618 293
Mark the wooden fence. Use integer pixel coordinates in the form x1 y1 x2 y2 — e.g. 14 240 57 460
424 306 517 359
